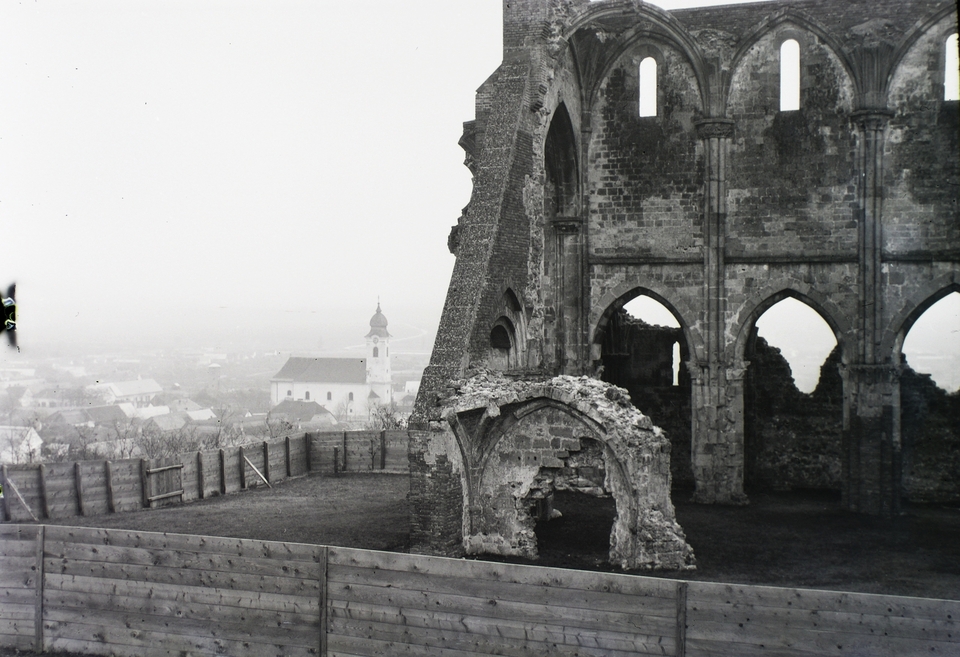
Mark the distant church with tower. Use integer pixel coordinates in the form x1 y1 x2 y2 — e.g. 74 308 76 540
270 303 392 418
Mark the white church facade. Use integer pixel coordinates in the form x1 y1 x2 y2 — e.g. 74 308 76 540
269 304 393 419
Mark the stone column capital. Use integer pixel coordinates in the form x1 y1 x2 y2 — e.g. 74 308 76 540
851 109 893 132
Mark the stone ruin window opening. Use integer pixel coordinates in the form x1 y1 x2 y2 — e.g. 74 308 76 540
598 293 694 489
945 34 959 102
900 291 960 393
544 103 579 218
489 317 518 370
639 56 658 117
529 437 618 569
744 296 841 493
897 291 960 504
780 39 801 111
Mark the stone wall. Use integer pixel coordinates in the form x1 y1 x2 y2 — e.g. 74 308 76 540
412 0 959 558
411 370 695 571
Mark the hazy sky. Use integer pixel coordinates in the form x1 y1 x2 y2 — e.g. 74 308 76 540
2 0 957 388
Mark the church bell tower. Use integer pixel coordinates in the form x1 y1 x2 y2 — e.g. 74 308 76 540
365 302 392 405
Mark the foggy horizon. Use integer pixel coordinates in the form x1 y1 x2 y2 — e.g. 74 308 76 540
3 0 958 392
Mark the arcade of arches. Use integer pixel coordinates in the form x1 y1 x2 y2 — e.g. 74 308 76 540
410 0 959 562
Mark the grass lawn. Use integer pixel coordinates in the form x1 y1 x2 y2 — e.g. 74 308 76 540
3 472 958 657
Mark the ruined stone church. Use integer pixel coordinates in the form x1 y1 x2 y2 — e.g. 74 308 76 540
410 0 959 563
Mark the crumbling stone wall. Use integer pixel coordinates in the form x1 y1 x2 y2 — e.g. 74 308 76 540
416 370 695 571
413 0 959 562
744 340 844 491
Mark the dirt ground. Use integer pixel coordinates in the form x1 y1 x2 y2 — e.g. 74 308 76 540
2 472 959 657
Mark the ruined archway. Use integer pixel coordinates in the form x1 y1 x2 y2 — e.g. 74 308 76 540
739 293 844 492
594 289 696 490
893 287 960 503
441 372 695 571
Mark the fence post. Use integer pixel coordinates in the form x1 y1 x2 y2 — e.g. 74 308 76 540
74 462 85 516
333 447 339 475
0 464 9 521
38 464 50 519
238 446 247 489
285 435 292 478
105 460 116 513
304 433 313 472
319 545 329 657
342 432 348 472
380 430 386 470
197 451 205 500
34 524 45 653
140 458 150 508
262 441 270 484
219 449 226 494
675 581 688 657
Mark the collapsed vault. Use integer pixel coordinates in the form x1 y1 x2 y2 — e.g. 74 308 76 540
414 370 695 571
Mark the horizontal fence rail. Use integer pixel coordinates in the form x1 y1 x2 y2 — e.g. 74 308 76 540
1 524 958 657
0 430 409 524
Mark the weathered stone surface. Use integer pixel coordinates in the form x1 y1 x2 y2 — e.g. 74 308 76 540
411 0 958 560
420 369 695 571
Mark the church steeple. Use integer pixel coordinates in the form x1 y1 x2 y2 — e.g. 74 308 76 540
365 302 392 402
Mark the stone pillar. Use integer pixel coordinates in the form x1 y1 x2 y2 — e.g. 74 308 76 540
843 365 902 515
844 109 901 515
690 118 746 504
407 428 467 556
690 361 749 504
551 217 584 375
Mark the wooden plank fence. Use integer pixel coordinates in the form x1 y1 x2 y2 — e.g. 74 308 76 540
0 430 409 524
1 524 957 657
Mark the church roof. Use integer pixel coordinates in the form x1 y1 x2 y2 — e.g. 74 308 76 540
271 357 367 384
365 303 391 339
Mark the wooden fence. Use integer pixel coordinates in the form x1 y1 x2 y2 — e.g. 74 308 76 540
2 523 958 657
0 430 409 523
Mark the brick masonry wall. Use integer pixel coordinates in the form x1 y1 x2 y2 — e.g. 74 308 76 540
725 27 858 258
884 14 960 256
587 41 705 260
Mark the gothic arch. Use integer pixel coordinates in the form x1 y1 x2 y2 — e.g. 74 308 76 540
885 4 958 103
565 1 711 113
883 274 960 362
591 283 704 365
724 10 859 113
544 103 580 218
730 286 851 366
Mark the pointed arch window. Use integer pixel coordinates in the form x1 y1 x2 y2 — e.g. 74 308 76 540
946 33 959 101
373 346 379 358
639 57 658 117
780 39 800 111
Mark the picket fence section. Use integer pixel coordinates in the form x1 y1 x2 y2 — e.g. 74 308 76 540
0 430 409 523
1 523 958 657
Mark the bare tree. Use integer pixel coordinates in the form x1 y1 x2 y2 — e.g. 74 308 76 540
367 402 407 431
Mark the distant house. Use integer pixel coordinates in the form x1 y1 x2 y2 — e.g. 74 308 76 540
144 414 186 433
92 379 163 407
45 409 94 427
268 400 337 430
0 426 43 464
185 408 217 422
269 304 393 418
85 405 131 426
